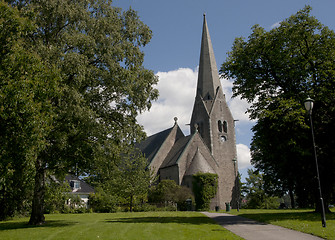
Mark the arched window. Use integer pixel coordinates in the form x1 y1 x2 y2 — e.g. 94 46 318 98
223 121 228 133
218 120 223 132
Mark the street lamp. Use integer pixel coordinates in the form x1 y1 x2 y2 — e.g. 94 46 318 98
232 157 239 211
304 97 326 228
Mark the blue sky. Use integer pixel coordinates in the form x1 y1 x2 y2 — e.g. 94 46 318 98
113 0 335 180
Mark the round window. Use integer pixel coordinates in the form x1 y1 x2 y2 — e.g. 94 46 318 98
220 136 227 142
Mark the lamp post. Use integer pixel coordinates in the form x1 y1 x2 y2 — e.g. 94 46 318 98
304 97 326 228
232 157 239 211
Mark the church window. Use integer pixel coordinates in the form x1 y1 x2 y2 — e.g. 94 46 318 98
220 136 227 142
223 121 228 133
218 120 223 132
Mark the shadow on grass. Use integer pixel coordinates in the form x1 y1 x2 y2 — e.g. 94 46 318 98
0 220 77 231
238 210 335 224
105 216 216 225
210 214 267 226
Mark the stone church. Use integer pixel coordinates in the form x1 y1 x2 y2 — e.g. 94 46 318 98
138 15 239 209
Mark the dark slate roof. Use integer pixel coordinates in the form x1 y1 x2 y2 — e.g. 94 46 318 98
160 135 192 168
137 125 185 164
137 127 173 164
65 175 95 194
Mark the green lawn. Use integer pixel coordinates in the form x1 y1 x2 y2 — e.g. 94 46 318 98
0 212 242 240
229 208 335 239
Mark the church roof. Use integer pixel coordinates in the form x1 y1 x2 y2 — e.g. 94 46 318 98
160 135 192 168
185 148 215 175
137 124 184 164
196 14 222 100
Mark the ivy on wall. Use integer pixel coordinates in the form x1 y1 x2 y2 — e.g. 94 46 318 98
192 172 218 210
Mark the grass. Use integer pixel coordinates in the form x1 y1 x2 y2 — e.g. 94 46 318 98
228 208 335 239
0 211 242 240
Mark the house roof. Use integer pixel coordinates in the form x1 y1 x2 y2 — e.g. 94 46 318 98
65 175 95 194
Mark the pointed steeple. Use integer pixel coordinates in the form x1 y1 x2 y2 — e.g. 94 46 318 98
197 14 222 100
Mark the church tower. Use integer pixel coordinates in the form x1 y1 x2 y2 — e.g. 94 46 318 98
190 14 238 208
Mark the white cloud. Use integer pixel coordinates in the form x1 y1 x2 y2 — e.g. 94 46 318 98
137 68 197 136
270 21 281 29
236 143 252 169
137 67 253 136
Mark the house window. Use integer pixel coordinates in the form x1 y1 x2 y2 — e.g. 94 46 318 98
70 180 80 189
74 181 80 189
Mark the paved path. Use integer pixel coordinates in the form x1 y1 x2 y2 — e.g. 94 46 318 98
202 212 323 240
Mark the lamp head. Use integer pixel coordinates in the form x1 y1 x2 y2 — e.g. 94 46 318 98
304 97 314 112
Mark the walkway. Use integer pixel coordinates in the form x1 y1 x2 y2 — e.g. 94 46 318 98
202 212 323 240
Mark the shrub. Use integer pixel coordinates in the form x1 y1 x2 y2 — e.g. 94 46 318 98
148 180 193 211
88 190 118 213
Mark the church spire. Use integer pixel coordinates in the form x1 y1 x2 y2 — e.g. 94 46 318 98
197 14 222 100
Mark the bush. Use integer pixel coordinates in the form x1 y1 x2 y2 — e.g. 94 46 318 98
148 180 193 211
88 190 118 213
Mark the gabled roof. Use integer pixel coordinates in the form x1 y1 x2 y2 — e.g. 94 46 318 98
65 175 95 194
160 135 192 168
137 124 185 165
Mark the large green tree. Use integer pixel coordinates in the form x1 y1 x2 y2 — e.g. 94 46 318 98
0 1 60 220
6 0 158 224
221 6 335 211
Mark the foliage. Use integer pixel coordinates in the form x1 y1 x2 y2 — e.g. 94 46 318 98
0 212 243 240
3 0 158 224
88 188 118 213
192 173 218 211
221 6 335 210
44 178 70 214
243 169 279 209
0 1 59 220
148 179 194 210
105 148 153 212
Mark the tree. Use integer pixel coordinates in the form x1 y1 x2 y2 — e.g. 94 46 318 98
221 6 335 211
243 169 279 209
109 148 153 212
6 0 158 224
0 1 60 220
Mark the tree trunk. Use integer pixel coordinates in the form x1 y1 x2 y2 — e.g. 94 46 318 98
289 188 295 209
129 195 133 212
29 159 46 225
